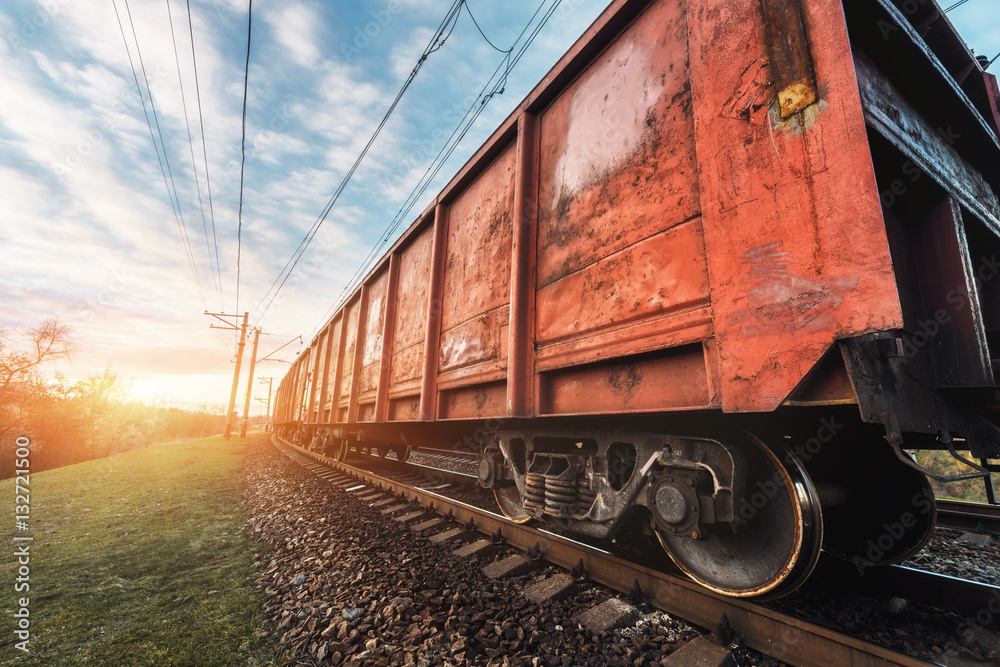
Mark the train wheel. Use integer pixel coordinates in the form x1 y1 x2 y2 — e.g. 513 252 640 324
494 484 532 524
655 432 823 598
391 446 410 463
820 442 936 567
332 439 349 462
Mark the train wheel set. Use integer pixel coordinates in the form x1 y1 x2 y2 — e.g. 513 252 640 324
483 427 830 598
285 417 945 598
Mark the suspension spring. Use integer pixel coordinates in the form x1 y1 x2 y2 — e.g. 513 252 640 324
544 477 579 516
577 476 596 509
524 473 546 511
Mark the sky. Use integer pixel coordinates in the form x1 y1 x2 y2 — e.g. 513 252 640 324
1 0 999 412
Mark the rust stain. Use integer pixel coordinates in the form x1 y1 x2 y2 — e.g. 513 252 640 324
473 388 488 411
362 294 384 366
607 362 642 403
721 58 772 124
770 98 828 135
535 221 709 343
536 0 698 288
761 0 818 120
439 335 484 369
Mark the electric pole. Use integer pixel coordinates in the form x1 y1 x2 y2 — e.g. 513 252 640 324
258 376 273 429
207 311 248 440
240 327 261 438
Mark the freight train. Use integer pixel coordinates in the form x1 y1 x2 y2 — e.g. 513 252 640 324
274 0 1000 598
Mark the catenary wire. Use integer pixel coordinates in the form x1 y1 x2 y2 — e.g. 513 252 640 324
250 0 464 323
112 0 206 308
305 0 553 335
304 0 562 339
166 0 224 310
183 0 233 352
327 0 552 292
464 0 514 53
236 0 253 316
249 0 465 324
186 0 224 311
942 2 996 72
122 0 205 307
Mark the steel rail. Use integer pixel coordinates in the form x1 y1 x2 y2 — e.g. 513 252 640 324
275 436 933 667
404 459 478 481
349 448 1000 624
865 565 1000 619
936 498 1000 534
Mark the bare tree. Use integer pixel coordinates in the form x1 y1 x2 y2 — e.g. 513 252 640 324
0 319 76 437
0 319 76 393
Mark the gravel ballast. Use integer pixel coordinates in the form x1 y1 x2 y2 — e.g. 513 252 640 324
243 436 1000 665
242 436 711 666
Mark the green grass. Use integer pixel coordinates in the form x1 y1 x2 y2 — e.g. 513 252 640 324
916 449 996 503
0 434 282 666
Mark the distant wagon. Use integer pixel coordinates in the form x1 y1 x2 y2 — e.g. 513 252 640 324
274 0 1000 597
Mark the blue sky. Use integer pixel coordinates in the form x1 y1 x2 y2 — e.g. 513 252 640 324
1 0 998 409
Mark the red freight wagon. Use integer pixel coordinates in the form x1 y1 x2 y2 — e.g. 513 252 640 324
275 0 1000 597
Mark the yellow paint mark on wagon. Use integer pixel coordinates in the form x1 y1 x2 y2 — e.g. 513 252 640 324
777 82 817 119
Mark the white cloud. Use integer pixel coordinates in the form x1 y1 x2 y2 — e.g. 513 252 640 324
265 1 324 67
0 0 627 402
390 25 434 81
250 129 311 164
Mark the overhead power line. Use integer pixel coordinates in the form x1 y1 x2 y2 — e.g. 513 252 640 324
249 0 466 324
237 0 253 315
165 0 224 310
305 0 565 340
112 0 206 307
464 0 513 53
185 0 224 311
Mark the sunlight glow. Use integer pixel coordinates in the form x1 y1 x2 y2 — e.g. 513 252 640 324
128 373 240 410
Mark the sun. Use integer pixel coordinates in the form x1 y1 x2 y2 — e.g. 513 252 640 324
128 373 240 409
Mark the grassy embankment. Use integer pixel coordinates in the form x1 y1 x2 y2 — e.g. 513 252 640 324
0 434 281 666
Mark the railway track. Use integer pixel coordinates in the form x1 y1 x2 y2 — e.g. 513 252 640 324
937 498 1000 535
386 458 1000 630
273 436 991 667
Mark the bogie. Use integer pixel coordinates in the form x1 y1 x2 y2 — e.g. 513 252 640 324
481 427 822 597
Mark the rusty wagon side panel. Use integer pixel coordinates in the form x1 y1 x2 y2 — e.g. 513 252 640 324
533 0 717 416
386 224 434 422
436 144 517 420
322 316 342 423
274 0 935 437
686 0 903 412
